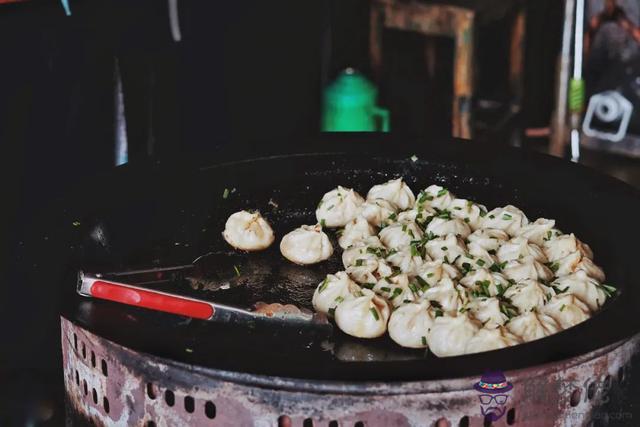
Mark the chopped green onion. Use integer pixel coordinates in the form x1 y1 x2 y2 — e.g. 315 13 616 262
476 259 486 267
502 213 513 220
559 304 566 312
320 219 326 228
437 188 448 197
421 336 427 346
598 283 617 298
223 188 230 199
318 278 329 292
416 275 430 290
233 265 241 276
355 259 365 266
370 307 380 320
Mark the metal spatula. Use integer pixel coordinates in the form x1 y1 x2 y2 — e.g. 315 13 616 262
77 253 331 329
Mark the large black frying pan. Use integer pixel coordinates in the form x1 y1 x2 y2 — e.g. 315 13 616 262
58 135 640 382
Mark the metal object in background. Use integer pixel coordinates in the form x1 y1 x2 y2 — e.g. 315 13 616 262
583 90 634 142
322 68 389 132
62 317 640 426
550 0 576 157
370 0 475 139
114 58 128 166
168 0 182 42
570 0 586 163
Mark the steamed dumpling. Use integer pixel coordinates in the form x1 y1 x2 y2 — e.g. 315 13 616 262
367 178 415 210
552 271 607 311
416 185 454 210
465 327 522 354
455 243 497 273
386 247 425 275
543 233 593 262
543 294 591 329
223 210 275 251
312 272 360 316
449 198 487 230
425 234 467 263
469 297 508 328
388 300 433 348
459 268 510 297
552 250 605 281
373 274 417 307
316 186 364 227
503 279 553 312
421 278 468 315
575 257 606 282
334 288 390 338
516 218 556 246
342 237 386 283
360 198 398 227
481 205 529 235
338 216 376 249
467 228 509 252
379 221 423 250
416 260 460 288
507 311 561 342
280 224 333 265
426 217 471 239
502 256 554 283
427 313 480 357
496 237 547 263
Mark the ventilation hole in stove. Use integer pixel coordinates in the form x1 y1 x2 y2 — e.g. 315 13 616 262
587 382 596 400
147 421 156 427
146 383 157 400
82 342 86 359
103 396 110 414
165 390 175 407
458 416 469 427
277 415 292 427
101 359 108 377
354 422 365 427
604 375 612 390
303 418 314 427
83 380 88 396
329 421 339 427
184 395 195 413
483 415 492 427
570 389 581 406
73 333 78 350
435 417 450 427
506 408 516 425
92 388 98 404
618 366 626 383
91 351 96 368
205 401 216 419
75 370 79 386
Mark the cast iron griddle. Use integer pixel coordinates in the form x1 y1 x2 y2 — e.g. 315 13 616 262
59 137 640 382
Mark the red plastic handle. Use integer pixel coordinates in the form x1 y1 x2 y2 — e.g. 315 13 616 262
91 280 214 320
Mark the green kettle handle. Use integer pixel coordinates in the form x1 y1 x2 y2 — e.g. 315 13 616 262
372 106 390 132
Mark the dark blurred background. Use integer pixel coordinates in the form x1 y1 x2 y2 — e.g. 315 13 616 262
2 0 634 425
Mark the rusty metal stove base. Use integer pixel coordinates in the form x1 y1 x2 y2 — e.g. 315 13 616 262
62 316 639 427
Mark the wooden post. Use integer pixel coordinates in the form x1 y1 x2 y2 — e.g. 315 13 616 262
369 0 475 139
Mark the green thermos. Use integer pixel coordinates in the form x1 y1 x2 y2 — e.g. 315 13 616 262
322 68 390 132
